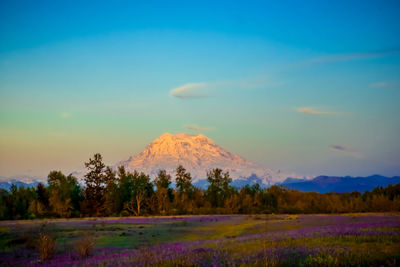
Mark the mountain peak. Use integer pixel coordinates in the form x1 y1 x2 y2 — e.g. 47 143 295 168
117 132 290 184
159 132 172 137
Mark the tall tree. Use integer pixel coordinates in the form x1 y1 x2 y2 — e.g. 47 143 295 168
154 170 172 190
206 168 232 208
6 185 36 219
124 171 153 216
84 153 107 216
68 174 83 214
47 171 81 217
175 165 193 197
154 170 173 214
103 167 120 216
117 166 134 213
33 183 49 217
175 165 194 213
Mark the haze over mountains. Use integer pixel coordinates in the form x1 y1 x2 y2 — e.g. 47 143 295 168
280 175 400 193
1 133 399 193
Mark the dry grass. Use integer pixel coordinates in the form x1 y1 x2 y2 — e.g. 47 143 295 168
38 233 55 261
75 235 96 257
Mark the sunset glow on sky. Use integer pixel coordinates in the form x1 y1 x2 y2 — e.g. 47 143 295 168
0 1 399 178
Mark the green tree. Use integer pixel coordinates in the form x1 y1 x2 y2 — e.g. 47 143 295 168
0 189 9 219
117 166 134 213
48 171 81 217
84 153 107 216
154 170 172 189
103 167 120 216
154 170 173 214
28 183 50 217
175 165 193 197
124 171 153 216
36 183 49 216
206 168 232 208
260 188 278 213
174 165 194 213
7 185 36 219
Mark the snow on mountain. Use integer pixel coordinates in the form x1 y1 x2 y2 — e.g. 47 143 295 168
0 176 45 190
0 175 46 184
116 132 295 185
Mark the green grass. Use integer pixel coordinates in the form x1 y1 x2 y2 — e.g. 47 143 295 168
0 215 323 252
183 218 265 241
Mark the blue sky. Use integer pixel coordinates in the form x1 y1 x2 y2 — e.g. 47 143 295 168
0 1 399 178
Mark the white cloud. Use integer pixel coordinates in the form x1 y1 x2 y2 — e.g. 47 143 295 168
369 81 400 89
183 125 214 132
369 82 389 88
305 49 400 65
170 77 283 99
297 107 349 116
170 83 209 98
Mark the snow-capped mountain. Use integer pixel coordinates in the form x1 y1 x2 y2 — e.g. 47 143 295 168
0 176 44 190
2 133 396 191
117 132 295 185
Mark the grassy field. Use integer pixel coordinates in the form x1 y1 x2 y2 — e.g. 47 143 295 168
0 213 399 266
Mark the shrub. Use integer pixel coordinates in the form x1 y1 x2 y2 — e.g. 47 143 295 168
75 235 95 257
120 210 130 217
38 233 55 261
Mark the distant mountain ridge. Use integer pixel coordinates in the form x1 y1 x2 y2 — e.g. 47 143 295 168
0 178 42 191
280 175 400 193
1 133 399 192
2 174 399 193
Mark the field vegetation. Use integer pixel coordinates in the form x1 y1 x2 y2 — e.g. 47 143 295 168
0 214 399 266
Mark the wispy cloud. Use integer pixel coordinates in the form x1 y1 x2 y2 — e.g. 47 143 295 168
170 77 283 99
369 82 388 88
369 81 399 89
305 49 400 65
170 83 209 99
297 107 349 116
60 112 71 119
183 124 214 132
233 76 284 90
330 145 364 159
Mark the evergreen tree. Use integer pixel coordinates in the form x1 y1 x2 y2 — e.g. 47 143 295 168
154 170 172 190
35 183 50 217
104 167 120 216
175 165 194 213
117 166 134 212
206 168 232 208
175 165 193 197
84 153 107 216
154 170 173 213
0 189 9 219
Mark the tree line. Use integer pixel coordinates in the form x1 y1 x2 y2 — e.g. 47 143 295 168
1 153 400 220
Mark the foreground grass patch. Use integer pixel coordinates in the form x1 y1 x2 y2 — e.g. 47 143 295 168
0 214 399 266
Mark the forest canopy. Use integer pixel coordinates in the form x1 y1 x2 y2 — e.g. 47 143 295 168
1 153 399 220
